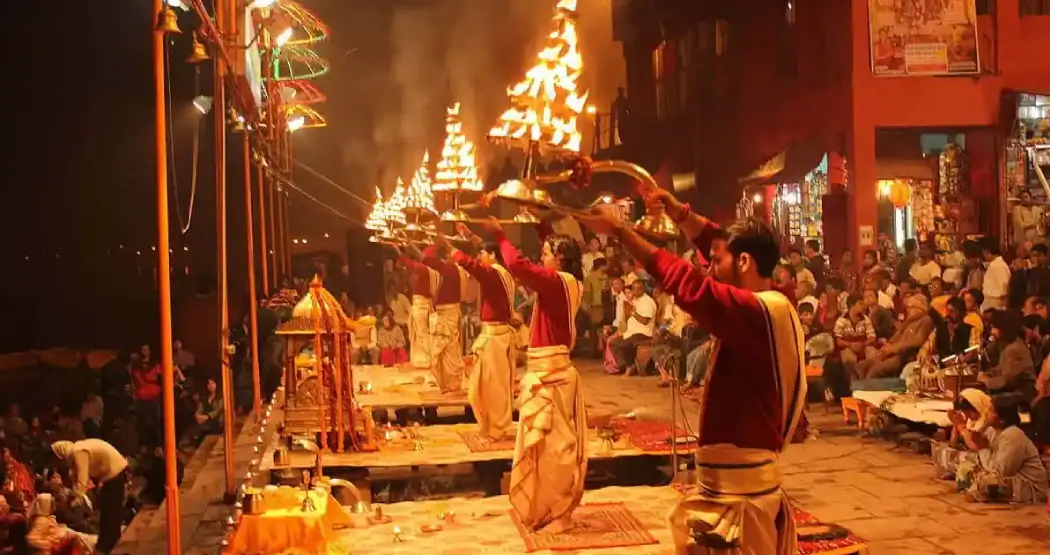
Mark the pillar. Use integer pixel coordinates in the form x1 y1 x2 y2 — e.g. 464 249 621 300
847 121 878 260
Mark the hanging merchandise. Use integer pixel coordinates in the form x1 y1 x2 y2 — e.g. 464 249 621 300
774 183 802 239
938 142 968 199
736 193 755 220
910 181 935 241
935 143 969 253
803 170 827 238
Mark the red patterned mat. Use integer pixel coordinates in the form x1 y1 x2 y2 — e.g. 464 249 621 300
794 507 867 555
667 487 866 554
458 431 516 452
510 503 658 552
611 418 696 453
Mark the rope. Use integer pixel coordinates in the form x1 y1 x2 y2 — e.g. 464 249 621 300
268 170 363 226
292 158 373 208
165 39 199 234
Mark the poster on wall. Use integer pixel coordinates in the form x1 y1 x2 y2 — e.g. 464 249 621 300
868 0 980 76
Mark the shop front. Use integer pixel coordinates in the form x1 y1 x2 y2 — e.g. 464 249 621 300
1005 92 1050 249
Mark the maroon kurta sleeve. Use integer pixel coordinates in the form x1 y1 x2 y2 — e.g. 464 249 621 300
401 257 432 297
646 249 768 348
497 231 571 347
688 225 722 263
453 250 511 322
497 231 561 296
422 247 460 304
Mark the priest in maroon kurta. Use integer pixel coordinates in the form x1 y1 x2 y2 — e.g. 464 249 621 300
433 229 517 439
574 194 806 555
475 217 587 533
421 245 469 393
401 253 441 370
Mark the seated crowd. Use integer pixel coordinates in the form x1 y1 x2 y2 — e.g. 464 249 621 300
0 338 233 554
789 236 1050 505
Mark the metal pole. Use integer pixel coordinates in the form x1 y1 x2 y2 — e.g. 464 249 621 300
670 377 679 483
258 163 269 296
214 0 236 501
244 133 263 417
277 171 289 277
263 30 279 285
268 171 278 283
152 1 181 551
285 132 294 273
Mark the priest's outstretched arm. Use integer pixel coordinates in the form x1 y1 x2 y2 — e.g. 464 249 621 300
572 206 766 348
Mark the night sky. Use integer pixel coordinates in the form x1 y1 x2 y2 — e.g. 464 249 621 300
0 0 622 351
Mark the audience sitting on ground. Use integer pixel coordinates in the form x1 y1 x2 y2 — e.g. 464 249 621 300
952 394 1047 504
979 310 1037 404
25 494 95 554
856 293 933 380
377 313 408 366
834 294 878 379
351 309 379 365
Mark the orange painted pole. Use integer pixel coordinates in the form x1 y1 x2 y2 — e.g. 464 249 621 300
214 0 236 501
153 0 181 552
244 133 263 416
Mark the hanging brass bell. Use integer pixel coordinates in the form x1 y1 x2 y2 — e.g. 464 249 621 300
155 8 181 34
635 209 679 242
186 33 209 64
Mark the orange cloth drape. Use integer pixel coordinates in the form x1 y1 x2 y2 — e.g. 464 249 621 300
230 489 351 554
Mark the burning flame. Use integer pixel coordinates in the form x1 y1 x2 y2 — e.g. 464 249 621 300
488 0 588 153
365 187 388 231
434 103 484 192
403 151 436 213
385 179 408 226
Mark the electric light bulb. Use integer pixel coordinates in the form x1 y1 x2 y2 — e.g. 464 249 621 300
275 27 293 47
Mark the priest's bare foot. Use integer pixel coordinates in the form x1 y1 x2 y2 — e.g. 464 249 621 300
540 516 575 535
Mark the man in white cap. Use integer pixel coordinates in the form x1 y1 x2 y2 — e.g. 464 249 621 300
52 439 128 554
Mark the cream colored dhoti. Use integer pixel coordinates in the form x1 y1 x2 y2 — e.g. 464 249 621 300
409 295 433 370
432 303 465 393
668 445 796 555
509 346 587 530
469 322 516 440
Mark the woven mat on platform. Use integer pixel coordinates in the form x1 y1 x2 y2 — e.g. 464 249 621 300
510 503 658 552
611 419 695 453
458 431 516 452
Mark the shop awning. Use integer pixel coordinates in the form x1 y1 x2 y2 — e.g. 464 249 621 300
737 139 827 186
875 158 936 181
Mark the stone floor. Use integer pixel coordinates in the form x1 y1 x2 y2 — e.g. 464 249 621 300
116 360 1050 554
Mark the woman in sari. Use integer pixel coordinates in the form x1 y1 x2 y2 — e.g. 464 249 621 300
932 388 994 479
25 495 94 555
946 394 1048 503
377 313 408 366
1 446 35 511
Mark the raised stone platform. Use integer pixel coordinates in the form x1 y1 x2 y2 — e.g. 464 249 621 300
261 420 689 472
117 363 1050 554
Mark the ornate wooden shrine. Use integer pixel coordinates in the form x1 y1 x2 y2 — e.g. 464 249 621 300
276 276 376 453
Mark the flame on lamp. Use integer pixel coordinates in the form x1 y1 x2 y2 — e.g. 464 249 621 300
434 103 485 192
487 0 588 153
404 151 436 212
365 187 388 231
385 179 408 226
